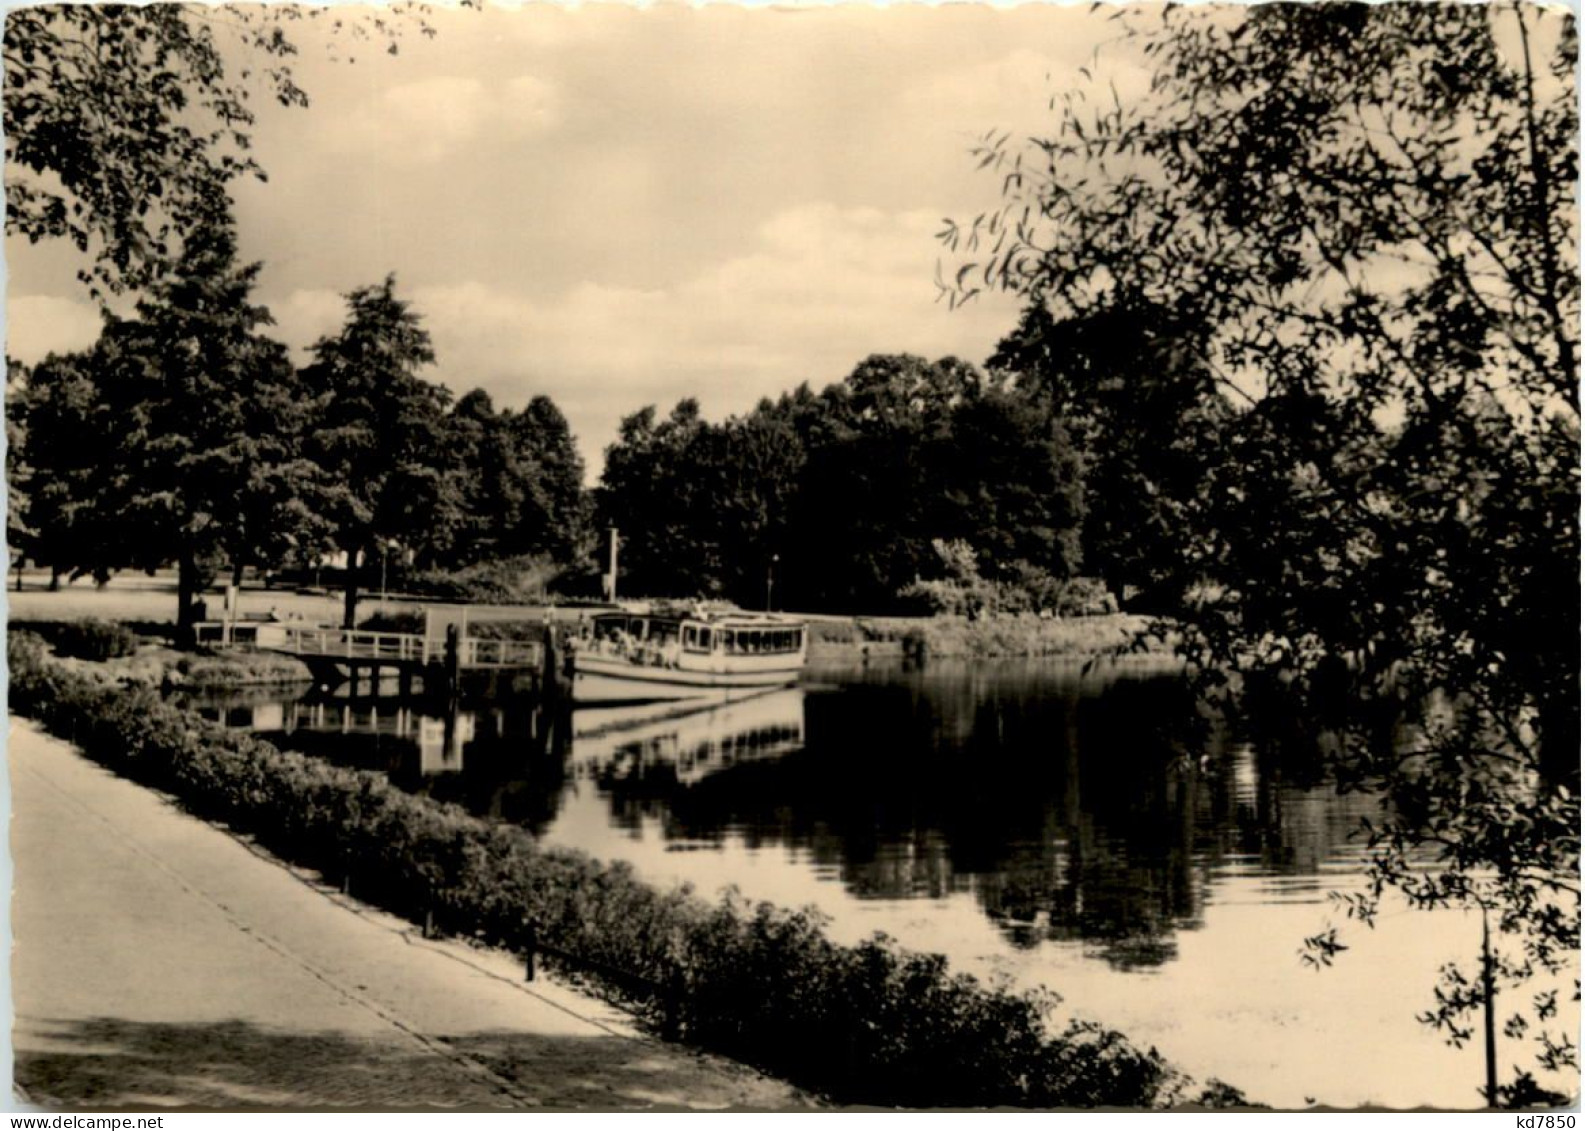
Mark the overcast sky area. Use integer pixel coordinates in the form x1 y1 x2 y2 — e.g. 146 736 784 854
4 2 1148 478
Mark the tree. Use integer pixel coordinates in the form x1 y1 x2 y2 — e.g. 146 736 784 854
597 399 720 600
6 350 120 589
300 275 457 627
3 3 443 297
86 213 324 628
989 300 1231 610
596 355 1086 613
5 360 30 585
448 388 590 568
944 2 1577 1102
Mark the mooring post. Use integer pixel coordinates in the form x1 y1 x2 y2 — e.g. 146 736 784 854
444 624 461 699
541 624 561 705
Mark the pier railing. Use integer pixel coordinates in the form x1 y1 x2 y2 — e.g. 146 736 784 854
193 621 542 669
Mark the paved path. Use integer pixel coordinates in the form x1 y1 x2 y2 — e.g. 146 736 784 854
10 720 811 1110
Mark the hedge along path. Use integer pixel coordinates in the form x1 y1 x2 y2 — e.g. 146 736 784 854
7 632 1241 1110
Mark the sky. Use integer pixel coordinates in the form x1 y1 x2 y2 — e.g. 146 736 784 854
3 2 1148 478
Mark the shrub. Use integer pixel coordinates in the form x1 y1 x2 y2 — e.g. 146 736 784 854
401 555 562 604
357 610 427 635
7 632 1239 1110
897 540 1119 619
50 618 140 661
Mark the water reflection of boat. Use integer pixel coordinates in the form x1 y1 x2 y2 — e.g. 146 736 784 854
198 697 479 775
570 688 805 786
568 609 807 705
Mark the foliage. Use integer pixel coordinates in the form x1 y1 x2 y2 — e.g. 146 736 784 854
6 351 112 585
9 635 1241 1110
9 214 328 624
48 618 138 662
898 539 1118 618
447 390 591 568
989 301 1233 611
299 275 458 627
943 1 1579 1100
3 3 442 297
597 355 1085 612
400 555 565 605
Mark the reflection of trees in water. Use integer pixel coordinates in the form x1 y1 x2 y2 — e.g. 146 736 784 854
236 668 1381 971
591 670 1374 970
247 693 570 837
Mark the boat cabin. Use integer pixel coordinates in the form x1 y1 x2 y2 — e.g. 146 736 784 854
587 611 805 659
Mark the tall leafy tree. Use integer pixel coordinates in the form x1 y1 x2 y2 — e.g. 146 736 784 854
300 275 458 627
3 3 444 297
448 388 590 567
86 214 323 627
596 355 1085 612
6 350 121 588
989 300 1231 610
944 2 1578 1101
597 400 717 599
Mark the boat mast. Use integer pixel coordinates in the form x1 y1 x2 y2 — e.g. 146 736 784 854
605 526 620 602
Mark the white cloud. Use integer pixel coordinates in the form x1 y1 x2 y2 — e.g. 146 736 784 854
270 288 352 357
402 202 1023 475
5 295 103 363
311 72 563 164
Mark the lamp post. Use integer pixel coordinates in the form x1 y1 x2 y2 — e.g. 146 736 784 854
766 553 779 612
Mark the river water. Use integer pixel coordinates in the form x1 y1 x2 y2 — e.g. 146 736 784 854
199 656 1574 1109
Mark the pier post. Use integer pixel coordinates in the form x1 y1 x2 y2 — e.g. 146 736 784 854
443 624 461 700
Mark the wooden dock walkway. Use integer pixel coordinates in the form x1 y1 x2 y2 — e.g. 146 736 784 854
194 621 549 696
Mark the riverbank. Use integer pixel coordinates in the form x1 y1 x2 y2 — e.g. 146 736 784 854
807 612 1174 661
8 626 316 690
8 633 1242 1110
11 719 810 1109
9 572 1174 663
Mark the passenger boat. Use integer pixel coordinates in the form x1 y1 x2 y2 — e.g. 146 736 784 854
567 607 807 705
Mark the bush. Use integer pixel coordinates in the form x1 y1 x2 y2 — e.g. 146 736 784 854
401 555 562 604
7 632 1238 1109
897 540 1118 619
357 610 427 635
50 618 140 661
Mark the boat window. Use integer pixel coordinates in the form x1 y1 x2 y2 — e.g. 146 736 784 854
683 624 713 654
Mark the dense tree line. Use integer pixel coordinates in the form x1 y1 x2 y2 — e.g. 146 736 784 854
8 221 589 628
597 353 1099 613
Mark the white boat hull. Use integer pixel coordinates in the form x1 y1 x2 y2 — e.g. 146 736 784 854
571 654 802 705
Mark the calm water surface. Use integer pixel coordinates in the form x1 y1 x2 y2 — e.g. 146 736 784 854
201 657 1567 1108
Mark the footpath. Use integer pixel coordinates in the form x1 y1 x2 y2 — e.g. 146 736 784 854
10 720 810 1110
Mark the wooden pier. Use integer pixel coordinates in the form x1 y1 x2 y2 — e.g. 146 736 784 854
194 620 551 697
